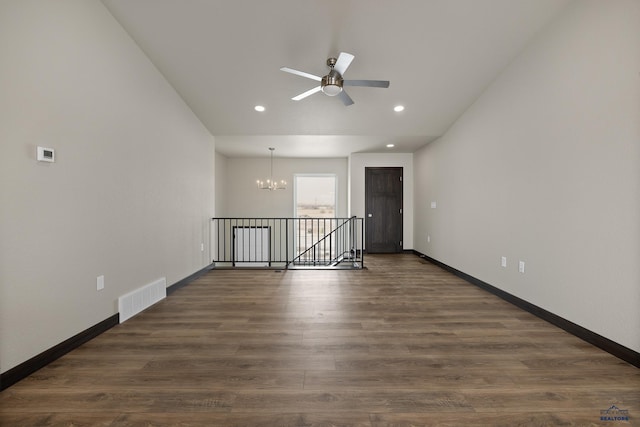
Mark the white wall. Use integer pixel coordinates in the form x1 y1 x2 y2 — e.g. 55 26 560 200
0 0 215 372
224 157 348 218
349 153 414 249
215 152 229 217
414 0 640 352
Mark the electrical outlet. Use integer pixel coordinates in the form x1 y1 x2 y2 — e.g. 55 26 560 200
427 234 431 243
97 275 105 291
501 256 507 268
201 243 204 252
430 201 437 209
519 261 525 273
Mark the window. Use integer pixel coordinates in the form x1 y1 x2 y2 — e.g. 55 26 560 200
294 175 337 258
294 174 337 219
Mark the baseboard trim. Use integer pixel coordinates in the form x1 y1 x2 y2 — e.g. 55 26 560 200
413 250 640 368
0 314 119 391
167 263 214 295
1 263 216 391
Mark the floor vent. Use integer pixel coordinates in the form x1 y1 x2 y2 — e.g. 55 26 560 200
118 277 166 323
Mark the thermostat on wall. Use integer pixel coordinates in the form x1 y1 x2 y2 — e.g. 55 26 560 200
37 146 55 162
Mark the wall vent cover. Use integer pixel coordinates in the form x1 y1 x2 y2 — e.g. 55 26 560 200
118 277 166 323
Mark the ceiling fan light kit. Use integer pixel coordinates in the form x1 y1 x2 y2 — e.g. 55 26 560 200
281 52 389 106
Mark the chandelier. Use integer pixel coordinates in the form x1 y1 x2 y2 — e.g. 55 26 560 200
256 147 287 190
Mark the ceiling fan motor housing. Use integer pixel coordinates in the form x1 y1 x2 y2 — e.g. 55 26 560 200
321 68 343 96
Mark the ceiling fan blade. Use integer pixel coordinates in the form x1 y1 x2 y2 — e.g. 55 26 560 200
334 52 355 75
343 79 390 88
338 89 354 106
280 67 322 81
292 86 322 101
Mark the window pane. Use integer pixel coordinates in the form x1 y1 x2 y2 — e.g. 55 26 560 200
295 175 337 259
295 176 336 218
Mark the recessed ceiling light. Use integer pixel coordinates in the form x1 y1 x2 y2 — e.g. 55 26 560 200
254 105 265 112
393 105 405 112
386 144 395 148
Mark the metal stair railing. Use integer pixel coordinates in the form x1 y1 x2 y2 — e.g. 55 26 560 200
210 217 363 269
290 216 360 268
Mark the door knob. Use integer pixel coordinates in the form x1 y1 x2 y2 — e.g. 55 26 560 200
368 213 373 217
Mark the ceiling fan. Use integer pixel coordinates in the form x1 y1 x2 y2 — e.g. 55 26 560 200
280 52 390 106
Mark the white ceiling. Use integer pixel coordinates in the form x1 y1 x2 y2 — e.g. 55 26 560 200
101 0 570 158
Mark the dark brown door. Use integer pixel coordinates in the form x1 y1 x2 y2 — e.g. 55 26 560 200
365 167 403 253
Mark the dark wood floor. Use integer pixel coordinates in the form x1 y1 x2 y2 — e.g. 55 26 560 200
1 254 638 426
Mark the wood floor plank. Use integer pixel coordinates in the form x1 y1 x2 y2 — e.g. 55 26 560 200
368 412 620 427
0 389 237 413
230 390 474 413
112 412 372 427
1 253 638 426
303 369 516 391
0 413 119 427
142 355 336 371
17 368 305 391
